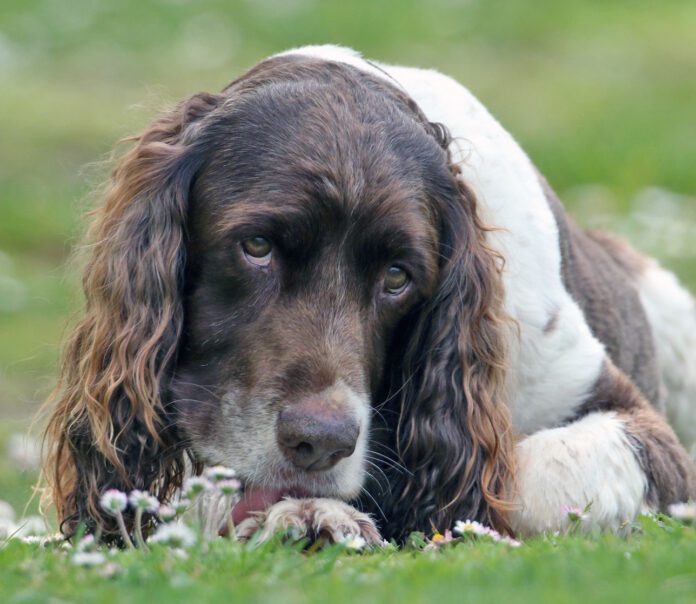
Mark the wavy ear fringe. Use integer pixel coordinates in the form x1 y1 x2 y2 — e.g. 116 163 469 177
375 135 516 541
40 92 222 540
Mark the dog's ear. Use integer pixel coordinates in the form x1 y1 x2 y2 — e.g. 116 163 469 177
381 159 515 539
41 92 223 540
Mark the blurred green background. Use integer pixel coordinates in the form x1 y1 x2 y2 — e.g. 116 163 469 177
1 0 695 515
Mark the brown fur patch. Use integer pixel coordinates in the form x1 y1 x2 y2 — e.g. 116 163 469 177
542 308 560 335
583 361 696 508
540 175 662 405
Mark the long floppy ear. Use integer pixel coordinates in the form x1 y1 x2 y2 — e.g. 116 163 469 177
41 92 223 540
378 140 515 540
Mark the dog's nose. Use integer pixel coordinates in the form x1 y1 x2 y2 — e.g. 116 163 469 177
277 400 359 472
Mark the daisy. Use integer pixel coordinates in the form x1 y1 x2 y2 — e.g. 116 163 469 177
172 498 191 516
204 466 237 483
99 489 128 515
454 519 489 537
668 502 696 522
98 489 133 549
0 500 16 522
129 490 159 550
425 529 456 550
149 522 197 549
129 490 160 513
341 534 367 551
158 505 177 522
183 476 213 498
561 505 589 523
72 552 107 567
217 478 242 496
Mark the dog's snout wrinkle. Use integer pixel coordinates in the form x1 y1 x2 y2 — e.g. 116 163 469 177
277 397 359 472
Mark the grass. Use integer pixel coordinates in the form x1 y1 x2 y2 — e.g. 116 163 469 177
1 1 695 602
2 516 695 604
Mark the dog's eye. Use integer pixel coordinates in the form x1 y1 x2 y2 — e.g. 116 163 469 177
384 265 410 294
241 236 272 265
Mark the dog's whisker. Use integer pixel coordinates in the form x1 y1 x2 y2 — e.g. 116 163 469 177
358 480 388 523
373 371 417 410
363 458 392 492
365 451 413 477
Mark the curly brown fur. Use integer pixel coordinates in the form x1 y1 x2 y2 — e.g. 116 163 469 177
372 146 515 540
41 92 223 540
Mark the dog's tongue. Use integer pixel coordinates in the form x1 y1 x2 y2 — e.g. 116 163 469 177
231 487 286 525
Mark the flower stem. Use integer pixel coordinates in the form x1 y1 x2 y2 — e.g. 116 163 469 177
204 492 224 541
115 511 135 549
196 495 205 538
133 508 149 551
224 496 236 541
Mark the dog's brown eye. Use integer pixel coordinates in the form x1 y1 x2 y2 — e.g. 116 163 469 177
242 236 272 265
384 265 410 294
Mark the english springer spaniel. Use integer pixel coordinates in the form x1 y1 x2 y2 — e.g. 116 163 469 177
43 45 696 544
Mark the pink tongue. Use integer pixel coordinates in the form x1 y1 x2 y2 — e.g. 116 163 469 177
231 488 285 525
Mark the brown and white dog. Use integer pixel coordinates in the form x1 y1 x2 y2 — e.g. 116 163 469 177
43 45 696 544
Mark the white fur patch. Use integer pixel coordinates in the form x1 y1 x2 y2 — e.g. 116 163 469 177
510 411 648 535
201 380 370 501
639 262 696 452
334 382 371 498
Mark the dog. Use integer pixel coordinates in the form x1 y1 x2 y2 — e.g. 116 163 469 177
43 45 696 544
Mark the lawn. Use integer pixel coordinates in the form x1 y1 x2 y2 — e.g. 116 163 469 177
1 0 695 601
2 516 696 604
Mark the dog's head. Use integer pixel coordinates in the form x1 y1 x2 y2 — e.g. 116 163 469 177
43 56 514 541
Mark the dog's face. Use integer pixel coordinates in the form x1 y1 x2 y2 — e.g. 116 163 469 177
45 56 512 542
170 70 446 501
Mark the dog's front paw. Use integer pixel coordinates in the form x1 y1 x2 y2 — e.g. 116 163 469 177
236 497 383 546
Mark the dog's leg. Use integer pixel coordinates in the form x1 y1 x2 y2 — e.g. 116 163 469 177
511 362 696 536
236 498 383 546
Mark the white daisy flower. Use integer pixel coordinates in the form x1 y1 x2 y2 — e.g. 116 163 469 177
183 476 213 498
148 522 197 549
129 490 160 513
668 502 696 522
0 500 16 522
6 433 41 471
98 561 123 579
341 535 367 551
76 534 96 552
481 526 502 541
72 552 107 567
502 535 522 547
14 515 48 537
0 518 17 539
18 535 50 545
217 478 242 496
204 465 237 482
100 489 128 514
158 505 177 521
172 499 191 516
561 505 589 523
454 519 489 536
